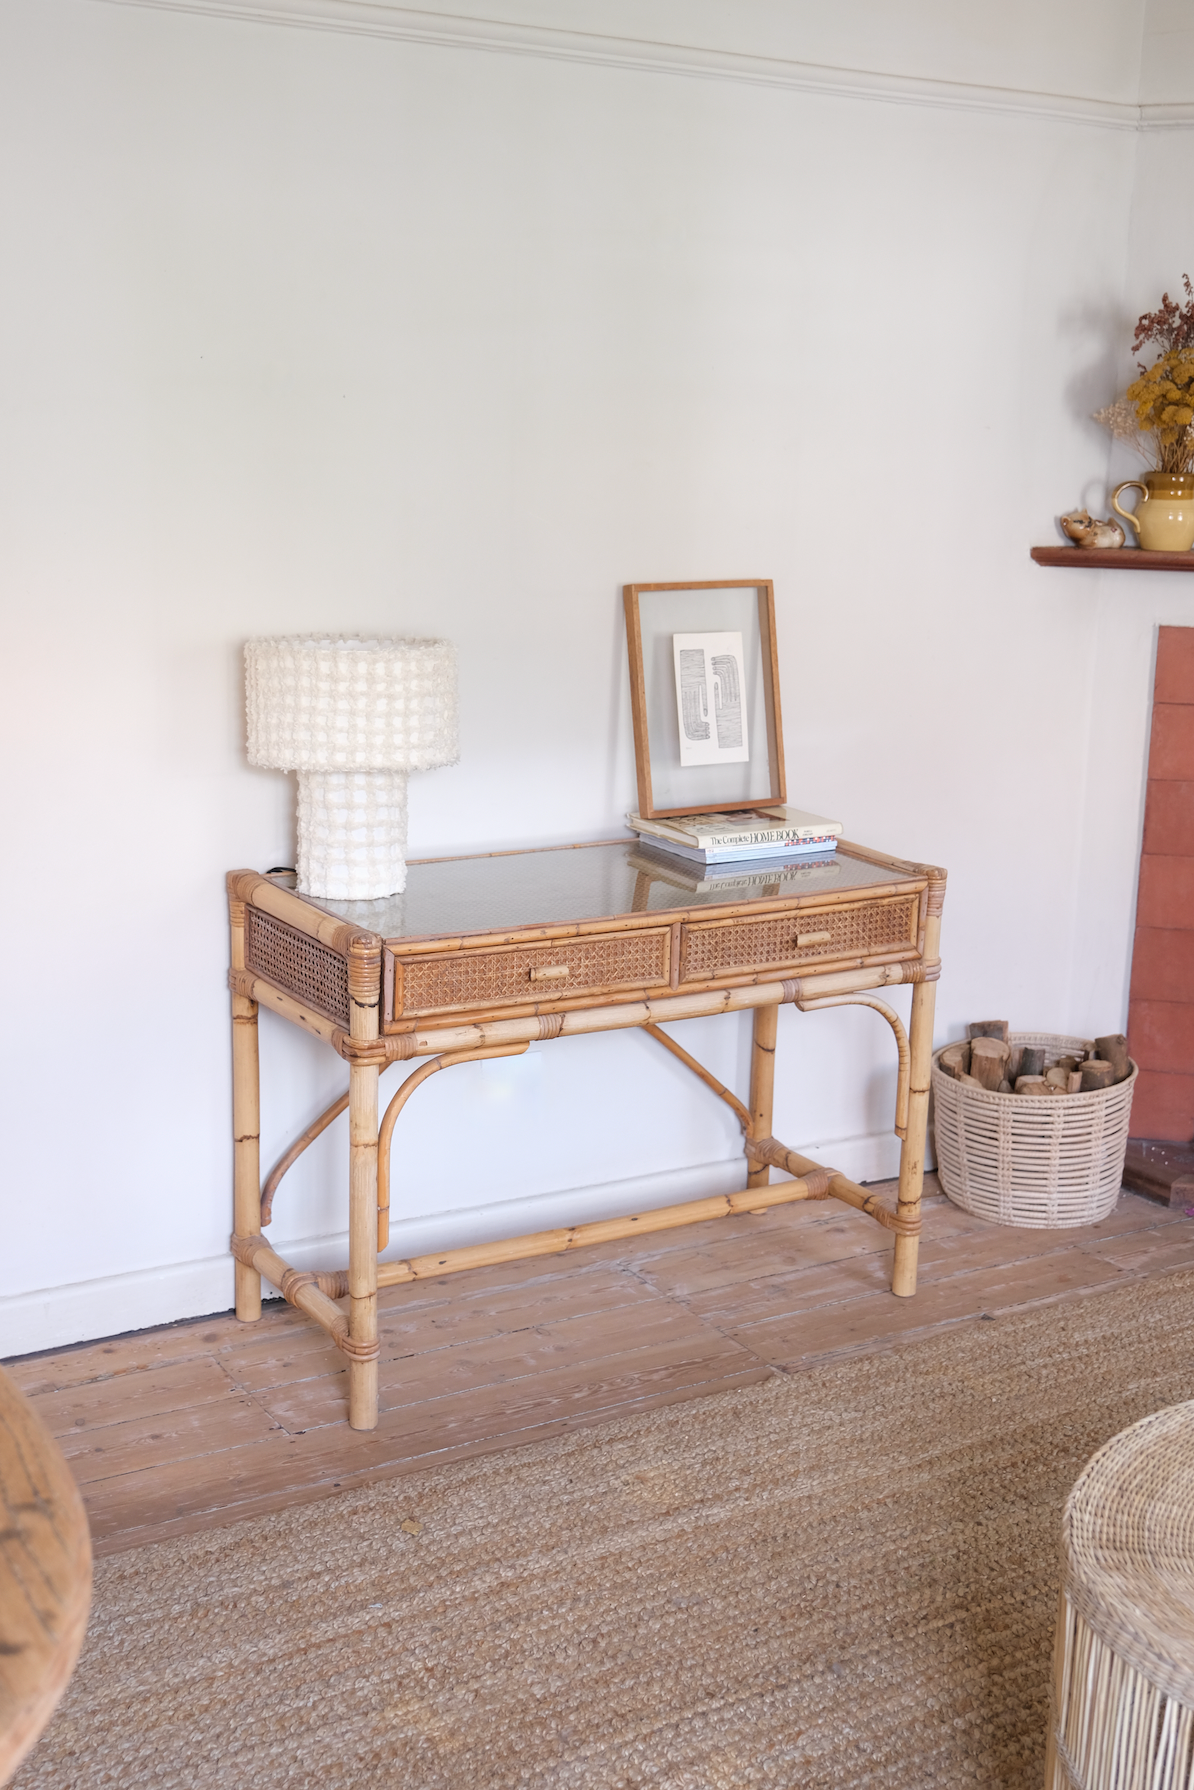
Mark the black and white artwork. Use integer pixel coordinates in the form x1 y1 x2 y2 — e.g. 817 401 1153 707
671 631 750 767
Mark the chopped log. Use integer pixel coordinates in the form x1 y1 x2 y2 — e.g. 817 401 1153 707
970 1036 1011 1090
1080 1059 1116 1092
958 1072 985 1087
939 1042 971 1079
1018 1046 1046 1077
1095 1034 1131 1083
1007 1046 1024 1083
1016 1079 1053 1096
1068 1071 1083 1093
997 1079 1013 1094
969 1020 1010 1041
1045 1066 1071 1089
1058 1055 1081 1073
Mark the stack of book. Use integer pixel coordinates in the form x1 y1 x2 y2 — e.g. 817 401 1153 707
627 848 843 897
627 806 842 868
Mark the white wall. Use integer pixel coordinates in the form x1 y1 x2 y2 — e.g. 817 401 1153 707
0 0 1172 1351
1141 0 1194 105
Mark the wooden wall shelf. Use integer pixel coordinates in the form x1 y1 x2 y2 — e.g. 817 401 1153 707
1032 547 1194 572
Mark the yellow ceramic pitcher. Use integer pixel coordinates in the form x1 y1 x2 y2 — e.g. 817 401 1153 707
1111 472 1194 552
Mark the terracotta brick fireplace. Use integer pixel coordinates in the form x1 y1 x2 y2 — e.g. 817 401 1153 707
1128 626 1194 1143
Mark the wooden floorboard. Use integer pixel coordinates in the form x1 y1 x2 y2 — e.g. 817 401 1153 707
5 1177 1189 1557
31 1357 246 1437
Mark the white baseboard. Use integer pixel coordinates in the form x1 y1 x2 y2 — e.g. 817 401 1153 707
0 1128 913 1358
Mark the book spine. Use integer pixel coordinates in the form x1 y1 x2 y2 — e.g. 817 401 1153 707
699 843 837 861
637 822 839 848
685 831 838 849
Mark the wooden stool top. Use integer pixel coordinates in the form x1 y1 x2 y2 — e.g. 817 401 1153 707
0 1366 91 1784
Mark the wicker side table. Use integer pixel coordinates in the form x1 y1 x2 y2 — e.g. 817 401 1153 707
1047 1402 1194 1789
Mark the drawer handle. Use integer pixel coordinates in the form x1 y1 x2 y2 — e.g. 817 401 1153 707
529 964 571 982
796 930 832 947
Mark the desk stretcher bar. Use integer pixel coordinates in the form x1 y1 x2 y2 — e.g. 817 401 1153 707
231 1143 914 1322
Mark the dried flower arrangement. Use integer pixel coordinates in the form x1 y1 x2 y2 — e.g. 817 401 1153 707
1095 277 1194 474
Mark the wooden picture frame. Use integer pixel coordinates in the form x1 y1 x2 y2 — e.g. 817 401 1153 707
623 579 786 821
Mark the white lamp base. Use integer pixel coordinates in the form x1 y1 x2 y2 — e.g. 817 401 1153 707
296 770 409 901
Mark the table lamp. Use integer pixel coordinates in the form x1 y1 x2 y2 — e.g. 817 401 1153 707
245 635 458 900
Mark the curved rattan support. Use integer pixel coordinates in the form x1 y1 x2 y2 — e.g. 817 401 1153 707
377 1042 530 1250
794 993 911 1139
642 1022 751 1132
260 1088 350 1227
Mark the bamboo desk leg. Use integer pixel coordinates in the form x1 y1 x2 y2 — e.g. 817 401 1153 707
346 936 382 1431
230 897 262 1323
747 1003 779 1194
348 1060 379 1429
892 908 941 1297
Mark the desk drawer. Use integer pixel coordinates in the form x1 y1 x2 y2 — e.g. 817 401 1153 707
678 895 919 984
395 928 673 1019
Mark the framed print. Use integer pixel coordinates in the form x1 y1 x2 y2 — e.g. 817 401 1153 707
672 631 749 767
623 579 786 820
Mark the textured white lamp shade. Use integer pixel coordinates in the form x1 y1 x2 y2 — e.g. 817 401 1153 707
245 635 458 900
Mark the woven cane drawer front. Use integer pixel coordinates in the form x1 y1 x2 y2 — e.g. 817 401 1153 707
245 907 350 1026
397 929 672 1018
679 895 920 983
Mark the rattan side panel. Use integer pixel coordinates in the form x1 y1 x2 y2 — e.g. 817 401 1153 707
398 930 671 1017
678 896 919 982
245 906 351 1026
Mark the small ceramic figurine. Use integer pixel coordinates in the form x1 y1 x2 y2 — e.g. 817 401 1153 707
1060 509 1126 549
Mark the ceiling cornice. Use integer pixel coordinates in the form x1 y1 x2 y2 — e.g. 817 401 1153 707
94 0 1188 132
1140 101 1194 129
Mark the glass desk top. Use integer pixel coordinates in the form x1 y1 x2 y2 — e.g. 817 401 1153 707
283 838 922 945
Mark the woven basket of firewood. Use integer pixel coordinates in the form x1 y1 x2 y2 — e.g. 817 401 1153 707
931 1027 1137 1228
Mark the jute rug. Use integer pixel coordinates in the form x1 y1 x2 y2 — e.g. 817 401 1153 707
16 1270 1194 1790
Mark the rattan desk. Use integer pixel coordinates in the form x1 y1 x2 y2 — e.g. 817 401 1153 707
227 838 946 1430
